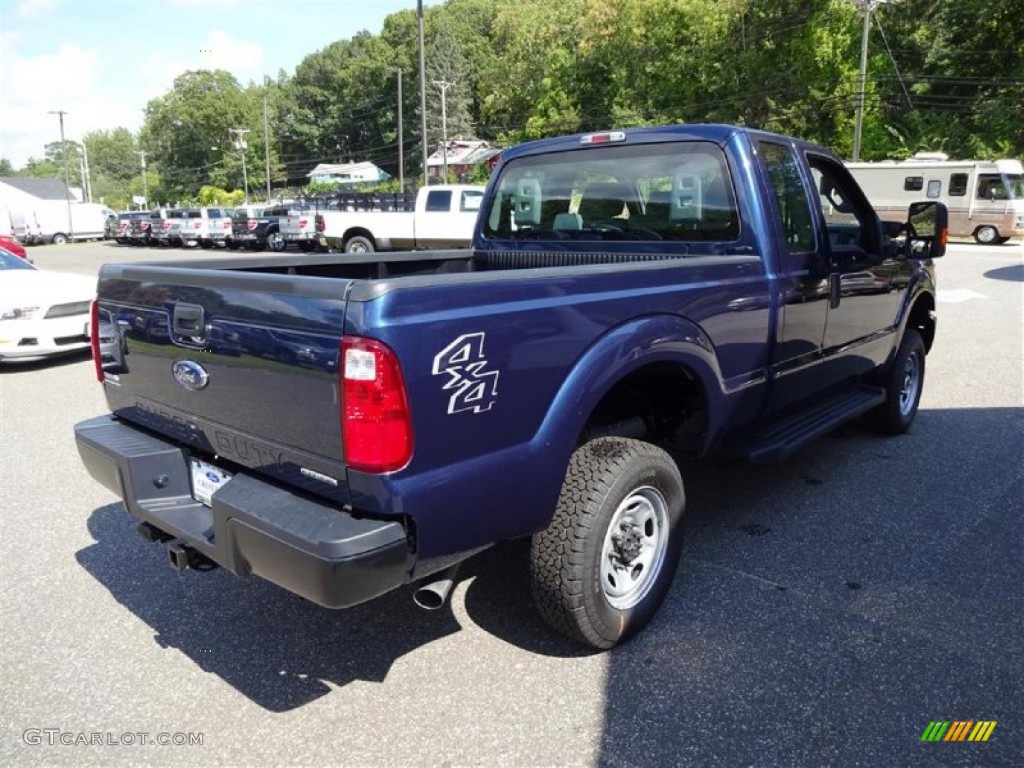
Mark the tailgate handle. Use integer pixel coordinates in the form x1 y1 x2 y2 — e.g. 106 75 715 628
173 303 205 338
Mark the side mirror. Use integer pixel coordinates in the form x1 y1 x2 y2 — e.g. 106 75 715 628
906 201 948 259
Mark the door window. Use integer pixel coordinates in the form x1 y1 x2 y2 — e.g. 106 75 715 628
758 142 815 252
807 154 875 253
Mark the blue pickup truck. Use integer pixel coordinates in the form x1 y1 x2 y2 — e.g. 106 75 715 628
75 124 947 649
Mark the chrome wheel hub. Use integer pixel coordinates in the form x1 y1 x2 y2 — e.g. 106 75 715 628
600 486 670 610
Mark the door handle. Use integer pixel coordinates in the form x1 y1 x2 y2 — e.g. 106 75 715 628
173 303 205 339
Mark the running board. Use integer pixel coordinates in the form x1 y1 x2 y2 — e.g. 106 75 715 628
736 386 886 462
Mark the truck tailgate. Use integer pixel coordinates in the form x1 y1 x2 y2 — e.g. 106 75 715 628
96 262 352 502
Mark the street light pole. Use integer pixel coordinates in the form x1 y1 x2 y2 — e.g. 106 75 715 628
47 109 74 239
136 150 148 207
263 78 272 201
432 80 453 181
230 128 251 203
390 68 405 191
418 0 428 187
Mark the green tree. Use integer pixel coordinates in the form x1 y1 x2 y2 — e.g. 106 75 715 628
0 158 14 175
141 69 264 199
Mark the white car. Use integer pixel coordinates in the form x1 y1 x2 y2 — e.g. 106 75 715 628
0 247 96 362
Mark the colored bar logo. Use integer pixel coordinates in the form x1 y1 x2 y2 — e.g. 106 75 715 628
921 721 997 742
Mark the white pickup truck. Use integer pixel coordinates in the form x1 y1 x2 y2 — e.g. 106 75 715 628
307 184 485 253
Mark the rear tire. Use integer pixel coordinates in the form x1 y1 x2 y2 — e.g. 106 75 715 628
530 437 685 649
52 233 68 245
974 226 999 244
268 232 286 252
866 329 925 435
344 235 375 254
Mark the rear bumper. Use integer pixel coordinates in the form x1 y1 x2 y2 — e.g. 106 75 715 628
74 415 412 608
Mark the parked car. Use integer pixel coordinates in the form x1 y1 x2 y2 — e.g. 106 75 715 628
103 214 118 241
150 209 187 247
257 204 301 252
180 207 233 248
0 247 95 362
229 206 264 250
317 185 485 253
0 235 28 259
113 212 147 245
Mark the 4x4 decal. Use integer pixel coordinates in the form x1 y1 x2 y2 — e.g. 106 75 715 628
431 332 500 414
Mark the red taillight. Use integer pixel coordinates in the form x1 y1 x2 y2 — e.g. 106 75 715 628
341 336 413 473
315 214 325 233
298 218 308 229
247 220 257 230
163 221 171 230
194 221 201 229
90 299 102 383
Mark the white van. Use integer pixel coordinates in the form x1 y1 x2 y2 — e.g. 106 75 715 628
847 153 1024 244
34 202 117 244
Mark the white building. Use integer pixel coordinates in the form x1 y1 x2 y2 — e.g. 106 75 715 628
306 161 391 186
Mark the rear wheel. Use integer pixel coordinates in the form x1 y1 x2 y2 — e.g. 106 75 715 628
866 329 925 435
974 226 1000 244
531 437 685 649
344 235 375 254
52 233 68 245
268 232 286 252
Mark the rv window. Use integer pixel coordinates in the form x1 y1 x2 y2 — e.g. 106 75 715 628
949 174 968 197
904 177 924 192
976 174 1011 200
927 180 942 199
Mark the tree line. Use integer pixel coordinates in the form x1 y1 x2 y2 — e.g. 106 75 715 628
3 0 1020 209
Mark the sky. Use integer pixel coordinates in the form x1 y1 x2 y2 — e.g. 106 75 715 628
0 0 443 168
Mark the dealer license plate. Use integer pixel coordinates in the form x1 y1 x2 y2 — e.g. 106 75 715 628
189 458 232 507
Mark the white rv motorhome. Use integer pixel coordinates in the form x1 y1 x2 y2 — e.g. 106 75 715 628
846 153 1024 244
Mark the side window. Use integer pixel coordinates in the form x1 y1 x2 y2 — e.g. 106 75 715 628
460 191 483 212
807 154 873 252
927 180 942 199
425 190 452 212
758 141 814 252
949 174 968 196
904 177 924 192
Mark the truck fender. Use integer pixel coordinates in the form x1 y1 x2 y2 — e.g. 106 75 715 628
893 271 937 353
529 314 727 468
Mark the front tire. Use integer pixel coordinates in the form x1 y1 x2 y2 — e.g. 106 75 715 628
866 329 925 435
530 437 685 649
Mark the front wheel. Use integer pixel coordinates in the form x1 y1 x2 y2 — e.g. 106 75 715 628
866 329 925 435
974 226 1000 244
530 437 685 649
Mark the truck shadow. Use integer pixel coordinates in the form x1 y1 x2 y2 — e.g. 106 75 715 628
984 263 1024 282
76 503 465 712
593 406 1024 765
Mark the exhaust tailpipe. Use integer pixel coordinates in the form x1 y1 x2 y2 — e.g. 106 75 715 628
413 564 461 610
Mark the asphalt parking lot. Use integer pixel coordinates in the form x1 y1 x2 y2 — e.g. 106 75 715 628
2 240 1022 766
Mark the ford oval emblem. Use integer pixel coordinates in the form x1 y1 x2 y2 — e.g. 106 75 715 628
172 360 209 391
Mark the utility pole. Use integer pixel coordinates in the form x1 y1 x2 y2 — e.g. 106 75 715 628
263 78 272 202
136 150 148 208
851 0 895 161
418 0 428 187
230 128 251 203
432 80 453 181
390 68 405 191
47 109 74 239
81 140 92 203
